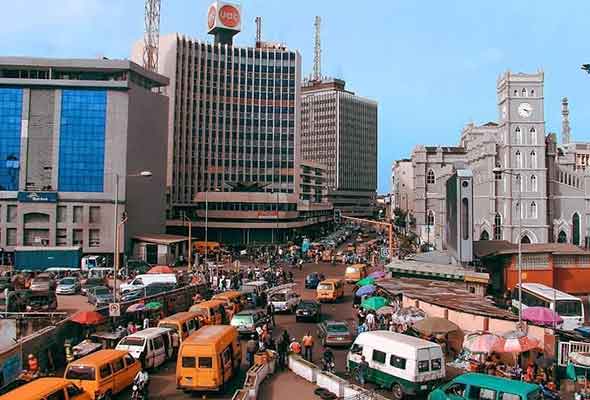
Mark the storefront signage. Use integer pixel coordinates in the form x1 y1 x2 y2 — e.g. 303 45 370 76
17 191 58 203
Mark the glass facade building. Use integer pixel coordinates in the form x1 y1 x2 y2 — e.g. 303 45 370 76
58 89 106 192
0 88 22 191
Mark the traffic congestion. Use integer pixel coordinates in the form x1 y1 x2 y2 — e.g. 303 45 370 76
0 225 394 400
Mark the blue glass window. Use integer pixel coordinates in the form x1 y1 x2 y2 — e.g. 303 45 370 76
58 89 106 192
0 88 23 191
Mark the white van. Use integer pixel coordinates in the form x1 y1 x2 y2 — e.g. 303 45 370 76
347 331 445 399
81 255 107 271
115 327 173 369
119 273 177 294
268 287 300 313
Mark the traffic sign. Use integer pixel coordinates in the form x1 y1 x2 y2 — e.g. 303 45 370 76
109 303 121 317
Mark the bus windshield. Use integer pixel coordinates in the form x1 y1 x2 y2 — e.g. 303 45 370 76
556 300 582 317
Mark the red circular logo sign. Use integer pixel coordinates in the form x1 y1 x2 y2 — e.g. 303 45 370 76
207 5 216 29
218 5 240 28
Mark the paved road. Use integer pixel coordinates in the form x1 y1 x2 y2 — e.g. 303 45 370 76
110 261 359 400
57 293 96 313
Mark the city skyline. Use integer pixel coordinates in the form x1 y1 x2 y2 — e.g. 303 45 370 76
2 1 590 193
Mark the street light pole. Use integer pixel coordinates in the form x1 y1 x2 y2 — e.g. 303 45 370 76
205 190 208 267
182 212 192 271
112 171 152 302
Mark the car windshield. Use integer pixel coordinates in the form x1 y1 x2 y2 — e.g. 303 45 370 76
118 337 145 347
327 324 348 333
270 293 287 301
34 276 50 282
60 278 76 285
66 365 96 380
232 315 253 324
307 274 318 280
556 300 582 317
299 302 316 309
158 323 179 333
318 283 333 291
94 287 110 295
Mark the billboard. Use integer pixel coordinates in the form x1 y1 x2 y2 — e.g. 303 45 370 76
207 1 242 33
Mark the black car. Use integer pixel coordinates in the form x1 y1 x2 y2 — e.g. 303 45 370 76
295 299 321 322
305 272 323 289
81 277 105 296
120 282 176 302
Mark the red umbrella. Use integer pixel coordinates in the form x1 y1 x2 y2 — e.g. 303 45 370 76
71 311 105 325
147 265 174 274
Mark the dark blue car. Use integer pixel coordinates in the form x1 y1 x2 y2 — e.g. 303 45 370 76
305 272 323 289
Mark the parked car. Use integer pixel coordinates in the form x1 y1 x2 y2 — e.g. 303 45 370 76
87 286 114 306
304 272 323 289
119 273 176 294
28 291 58 311
230 309 270 336
80 277 105 296
295 300 322 322
56 277 81 295
317 320 355 347
30 274 56 292
268 289 300 313
120 282 176 302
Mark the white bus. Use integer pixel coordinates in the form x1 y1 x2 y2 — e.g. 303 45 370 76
512 282 584 331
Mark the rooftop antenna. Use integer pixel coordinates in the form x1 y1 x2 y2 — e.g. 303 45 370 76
255 16 262 44
313 16 321 81
143 0 161 72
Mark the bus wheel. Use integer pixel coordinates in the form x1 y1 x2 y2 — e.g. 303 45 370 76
392 383 404 400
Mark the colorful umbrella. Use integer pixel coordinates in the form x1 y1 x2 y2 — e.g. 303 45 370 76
498 331 540 353
355 284 376 297
368 270 386 279
357 277 376 287
126 303 145 313
148 265 174 274
462 332 505 354
522 307 563 326
361 296 388 311
392 306 426 324
71 311 105 325
145 301 162 310
413 317 459 336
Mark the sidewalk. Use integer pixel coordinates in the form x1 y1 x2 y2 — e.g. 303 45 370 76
258 370 319 400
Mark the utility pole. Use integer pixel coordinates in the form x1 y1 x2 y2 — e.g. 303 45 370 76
144 0 161 72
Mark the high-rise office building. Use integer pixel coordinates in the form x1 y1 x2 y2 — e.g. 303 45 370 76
132 1 332 244
0 57 169 260
301 78 378 216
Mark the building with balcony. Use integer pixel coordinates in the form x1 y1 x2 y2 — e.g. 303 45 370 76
0 57 169 263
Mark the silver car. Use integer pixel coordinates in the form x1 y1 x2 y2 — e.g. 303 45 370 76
56 277 81 295
30 274 55 292
87 286 113 306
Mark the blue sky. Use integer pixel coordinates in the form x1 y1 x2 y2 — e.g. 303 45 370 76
2 1 590 193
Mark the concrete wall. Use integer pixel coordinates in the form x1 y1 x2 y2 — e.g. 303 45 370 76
124 82 168 248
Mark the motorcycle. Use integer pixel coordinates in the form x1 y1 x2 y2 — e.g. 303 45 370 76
321 359 335 374
131 372 149 400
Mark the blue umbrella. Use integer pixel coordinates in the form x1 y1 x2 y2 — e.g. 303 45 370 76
355 284 376 297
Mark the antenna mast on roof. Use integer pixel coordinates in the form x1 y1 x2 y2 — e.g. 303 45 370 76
143 0 161 72
313 16 321 81
255 16 262 44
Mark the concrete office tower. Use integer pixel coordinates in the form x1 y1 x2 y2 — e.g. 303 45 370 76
0 57 169 260
301 78 378 217
131 2 333 244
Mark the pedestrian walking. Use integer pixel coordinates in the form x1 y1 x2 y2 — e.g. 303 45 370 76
357 356 369 385
302 332 314 362
366 311 376 331
277 335 288 369
246 335 259 368
266 302 275 327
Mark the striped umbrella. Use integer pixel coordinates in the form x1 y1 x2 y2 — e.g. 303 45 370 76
463 333 505 354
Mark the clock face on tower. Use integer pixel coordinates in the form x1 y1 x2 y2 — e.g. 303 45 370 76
518 102 533 119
